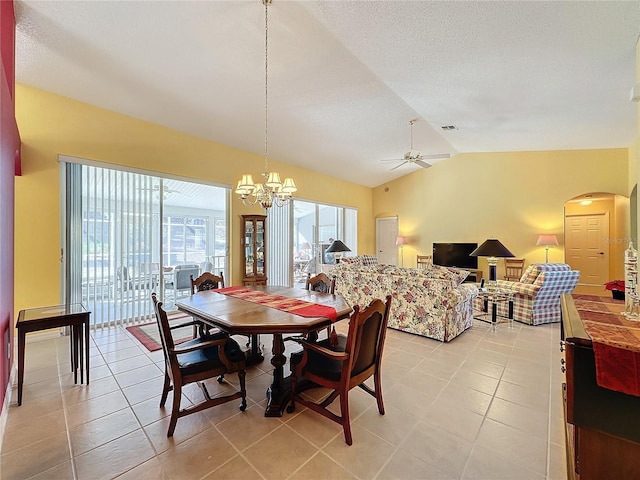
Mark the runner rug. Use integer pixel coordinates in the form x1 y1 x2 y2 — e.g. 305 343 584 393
217 286 338 321
126 313 194 352
571 294 640 397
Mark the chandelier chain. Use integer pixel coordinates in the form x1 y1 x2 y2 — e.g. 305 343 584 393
264 1 269 174
235 0 296 210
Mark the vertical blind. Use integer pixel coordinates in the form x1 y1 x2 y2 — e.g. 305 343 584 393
266 202 292 286
64 162 157 329
62 159 231 329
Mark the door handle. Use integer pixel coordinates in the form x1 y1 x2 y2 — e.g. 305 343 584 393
598 252 604 255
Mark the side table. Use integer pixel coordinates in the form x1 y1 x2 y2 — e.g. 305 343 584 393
16 304 91 405
475 290 514 329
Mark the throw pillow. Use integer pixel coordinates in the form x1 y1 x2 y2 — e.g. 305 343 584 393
446 267 470 285
360 254 378 266
519 265 539 284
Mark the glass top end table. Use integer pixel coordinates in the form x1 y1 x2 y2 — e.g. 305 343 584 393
16 303 91 405
475 290 514 329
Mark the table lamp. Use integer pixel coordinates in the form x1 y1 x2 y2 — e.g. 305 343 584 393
396 236 408 267
536 234 559 263
326 240 351 263
470 239 515 286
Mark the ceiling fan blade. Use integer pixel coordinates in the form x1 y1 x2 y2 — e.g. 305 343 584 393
415 159 432 169
419 153 451 160
390 161 408 171
379 158 404 163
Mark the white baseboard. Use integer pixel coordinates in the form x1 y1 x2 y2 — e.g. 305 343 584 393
0 363 16 453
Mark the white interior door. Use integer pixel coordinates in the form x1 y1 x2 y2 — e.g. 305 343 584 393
376 217 398 265
565 212 609 285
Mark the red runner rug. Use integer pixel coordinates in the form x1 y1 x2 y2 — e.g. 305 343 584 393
572 294 640 397
126 313 194 352
217 286 338 322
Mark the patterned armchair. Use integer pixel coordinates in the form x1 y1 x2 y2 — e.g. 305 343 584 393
473 263 580 325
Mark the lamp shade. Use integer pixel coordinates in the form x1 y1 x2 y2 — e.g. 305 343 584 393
325 240 351 253
536 234 559 246
470 239 515 258
395 236 408 246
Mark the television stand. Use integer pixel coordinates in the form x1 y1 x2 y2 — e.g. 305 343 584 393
464 269 483 283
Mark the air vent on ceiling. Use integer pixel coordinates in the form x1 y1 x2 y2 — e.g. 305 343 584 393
441 125 458 130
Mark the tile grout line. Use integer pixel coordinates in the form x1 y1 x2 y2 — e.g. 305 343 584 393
57 334 80 480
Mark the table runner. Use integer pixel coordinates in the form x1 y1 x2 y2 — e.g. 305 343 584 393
572 294 640 397
217 286 338 322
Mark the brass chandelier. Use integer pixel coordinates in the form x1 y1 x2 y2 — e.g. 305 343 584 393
235 0 297 209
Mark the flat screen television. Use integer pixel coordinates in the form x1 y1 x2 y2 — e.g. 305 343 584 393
433 242 478 270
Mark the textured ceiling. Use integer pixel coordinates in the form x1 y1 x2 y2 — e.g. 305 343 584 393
14 1 640 188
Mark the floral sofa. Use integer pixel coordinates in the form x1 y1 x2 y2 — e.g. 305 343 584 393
472 263 580 325
333 256 478 342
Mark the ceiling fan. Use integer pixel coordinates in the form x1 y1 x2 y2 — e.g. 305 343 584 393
140 184 181 197
380 120 450 171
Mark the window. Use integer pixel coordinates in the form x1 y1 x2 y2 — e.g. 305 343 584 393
265 200 357 287
163 215 208 266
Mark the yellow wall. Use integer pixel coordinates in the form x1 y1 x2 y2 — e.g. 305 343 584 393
372 149 629 278
14 85 374 312
14 83 636 312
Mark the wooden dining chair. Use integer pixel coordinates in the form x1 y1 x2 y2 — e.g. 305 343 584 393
190 271 225 293
189 272 225 337
504 258 525 281
151 293 247 437
305 272 335 294
305 272 336 340
287 295 392 445
416 255 432 269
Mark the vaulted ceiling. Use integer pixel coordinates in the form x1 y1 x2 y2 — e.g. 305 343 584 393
14 1 640 187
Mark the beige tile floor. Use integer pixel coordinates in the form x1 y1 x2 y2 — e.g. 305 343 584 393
1 318 567 479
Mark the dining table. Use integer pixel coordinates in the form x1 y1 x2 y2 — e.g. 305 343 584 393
176 285 352 417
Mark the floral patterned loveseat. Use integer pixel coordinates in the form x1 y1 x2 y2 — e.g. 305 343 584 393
333 256 479 342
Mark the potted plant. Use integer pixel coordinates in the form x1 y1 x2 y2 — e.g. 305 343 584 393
604 280 625 300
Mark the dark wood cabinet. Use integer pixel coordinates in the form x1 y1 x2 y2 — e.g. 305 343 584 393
241 214 267 286
561 295 640 479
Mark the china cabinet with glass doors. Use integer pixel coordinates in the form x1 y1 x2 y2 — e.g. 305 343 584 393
241 214 267 285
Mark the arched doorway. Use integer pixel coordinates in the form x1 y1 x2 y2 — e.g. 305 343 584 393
564 192 629 296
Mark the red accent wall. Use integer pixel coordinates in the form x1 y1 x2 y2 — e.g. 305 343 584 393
0 0 19 407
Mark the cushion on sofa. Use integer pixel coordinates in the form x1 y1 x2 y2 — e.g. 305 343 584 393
444 267 469 285
340 254 378 266
360 254 378 266
519 265 539 284
520 263 571 284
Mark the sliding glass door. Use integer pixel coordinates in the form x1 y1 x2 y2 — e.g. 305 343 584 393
265 200 357 287
292 200 357 286
62 159 229 328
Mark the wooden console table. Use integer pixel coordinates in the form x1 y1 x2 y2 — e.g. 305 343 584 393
561 294 640 479
16 304 90 405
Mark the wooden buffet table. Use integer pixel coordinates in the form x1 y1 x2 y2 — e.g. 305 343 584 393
561 294 640 479
176 286 352 417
